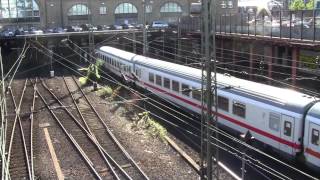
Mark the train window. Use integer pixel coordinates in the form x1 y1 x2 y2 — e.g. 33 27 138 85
284 121 292 137
269 113 280 132
218 96 229 112
312 129 320 146
232 101 246 118
164 78 170 89
149 73 154 83
156 75 162 86
192 87 201 101
135 69 141 78
182 84 190 97
172 80 180 92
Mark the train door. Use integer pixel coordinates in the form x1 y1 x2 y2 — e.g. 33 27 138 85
306 123 320 167
280 114 295 155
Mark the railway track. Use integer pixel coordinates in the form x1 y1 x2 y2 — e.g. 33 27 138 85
36 77 149 180
4 79 36 179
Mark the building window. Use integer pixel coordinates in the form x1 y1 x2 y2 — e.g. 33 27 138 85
227 1 233 8
146 5 152 13
156 75 162 86
218 96 229 112
100 6 107 15
269 113 280 132
181 84 190 97
192 87 201 101
0 0 40 18
232 101 246 118
221 1 227 9
172 80 180 92
312 129 320 146
164 78 170 89
149 73 154 83
68 4 90 16
160 2 182 13
115 3 138 14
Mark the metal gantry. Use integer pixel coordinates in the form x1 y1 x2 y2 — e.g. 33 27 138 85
200 0 219 179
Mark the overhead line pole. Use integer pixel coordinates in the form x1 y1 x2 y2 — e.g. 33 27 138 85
204 0 214 178
201 0 218 179
143 0 148 55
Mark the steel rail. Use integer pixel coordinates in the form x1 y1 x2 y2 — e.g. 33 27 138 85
6 79 32 180
40 79 127 180
62 76 132 179
35 84 102 180
71 75 149 180
30 78 37 179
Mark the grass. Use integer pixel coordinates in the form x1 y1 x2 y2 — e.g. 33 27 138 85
97 86 113 97
79 77 88 86
110 86 122 100
137 112 168 142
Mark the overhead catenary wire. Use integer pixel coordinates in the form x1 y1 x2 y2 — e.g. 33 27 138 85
33 48 291 180
28 39 320 180
105 40 320 97
104 41 320 97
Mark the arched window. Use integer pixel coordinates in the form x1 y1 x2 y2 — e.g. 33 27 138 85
68 4 90 16
160 2 182 13
0 0 39 18
115 3 137 14
146 5 152 13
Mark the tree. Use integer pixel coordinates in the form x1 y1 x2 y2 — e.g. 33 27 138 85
290 0 315 10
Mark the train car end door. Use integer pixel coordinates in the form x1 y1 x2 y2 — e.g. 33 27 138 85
306 123 320 167
280 114 295 155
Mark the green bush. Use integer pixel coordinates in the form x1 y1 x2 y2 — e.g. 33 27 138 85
138 112 167 142
79 77 88 86
290 0 314 10
97 86 113 97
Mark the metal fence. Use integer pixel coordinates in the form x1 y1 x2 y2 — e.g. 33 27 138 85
179 9 320 42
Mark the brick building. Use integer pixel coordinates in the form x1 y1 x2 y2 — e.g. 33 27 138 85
0 0 240 28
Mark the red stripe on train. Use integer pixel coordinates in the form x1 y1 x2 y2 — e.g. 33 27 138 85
143 82 301 149
306 148 320 159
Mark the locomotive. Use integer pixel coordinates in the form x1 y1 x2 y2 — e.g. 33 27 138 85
96 46 320 169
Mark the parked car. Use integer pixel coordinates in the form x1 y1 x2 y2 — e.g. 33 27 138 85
53 27 65 33
109 24 123 30
151 21 169 29
65 26 75 32
30 28 44 35
1 29 15 37
120 24 135 29
72 26 82 32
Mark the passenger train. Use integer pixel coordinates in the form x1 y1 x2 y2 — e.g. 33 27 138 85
96 46 320 169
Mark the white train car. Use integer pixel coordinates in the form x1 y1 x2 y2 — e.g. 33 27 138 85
96 46 320 169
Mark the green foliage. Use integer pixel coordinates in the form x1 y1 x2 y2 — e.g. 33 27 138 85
138 112 167 142
110 86 122 99
95 59 104 68
290 0 315 10
300 54 318 69
79 77 88 86
97 86 113 97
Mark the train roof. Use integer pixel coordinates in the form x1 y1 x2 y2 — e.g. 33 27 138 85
99 46 317 112
308 102 320 120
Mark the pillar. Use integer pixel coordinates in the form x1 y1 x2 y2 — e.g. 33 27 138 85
249 44 254 80
292 47 300 86
264 46 273 84
220 39 224 62
133 32 136 54
232 40 236 68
